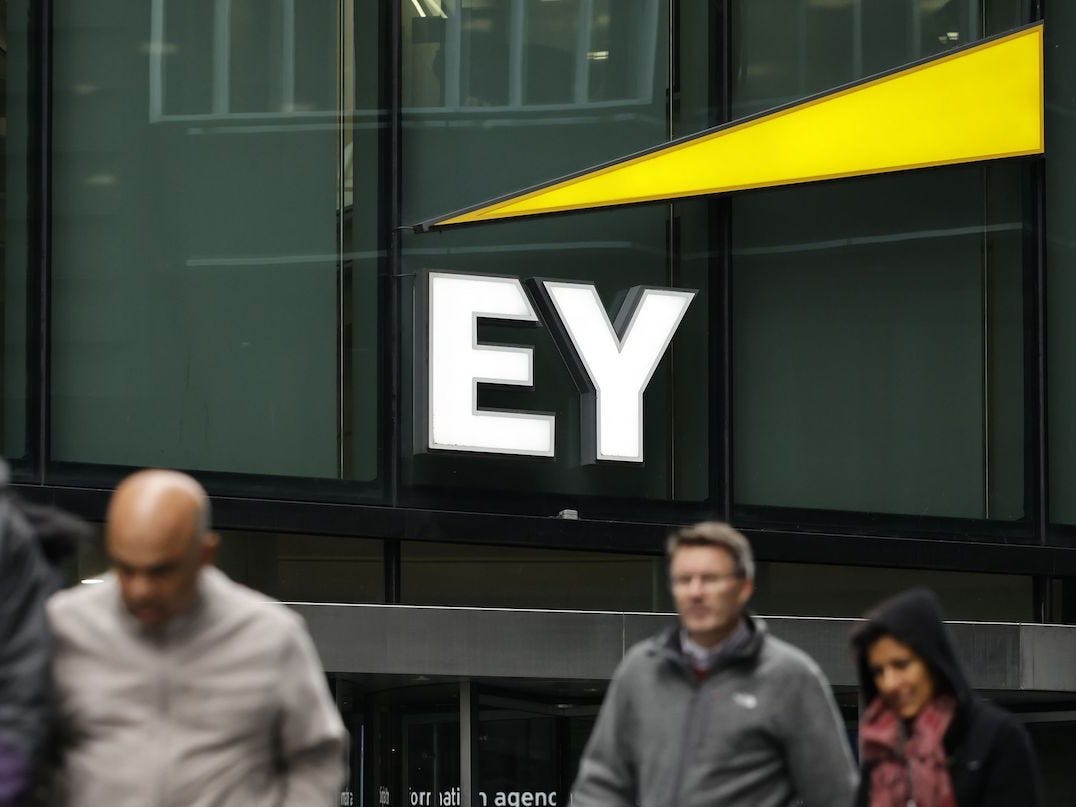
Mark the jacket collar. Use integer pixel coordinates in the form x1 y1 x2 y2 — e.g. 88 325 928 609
649 612 767 673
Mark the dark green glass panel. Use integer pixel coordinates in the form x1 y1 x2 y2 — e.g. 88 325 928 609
730 1 1026 518
49 0 380 482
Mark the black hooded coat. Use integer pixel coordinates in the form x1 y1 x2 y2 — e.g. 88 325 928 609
851 588 1039 807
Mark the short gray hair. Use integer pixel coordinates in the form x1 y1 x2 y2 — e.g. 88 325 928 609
665 521 755 580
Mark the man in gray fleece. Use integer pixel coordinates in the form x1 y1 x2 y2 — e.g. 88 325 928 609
47 469 345 807
571 521 857 807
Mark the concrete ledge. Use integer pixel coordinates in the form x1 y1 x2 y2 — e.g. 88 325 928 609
291 603 1076 693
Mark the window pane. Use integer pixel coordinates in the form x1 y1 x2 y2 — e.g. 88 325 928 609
75 527 384 604
216 531 384 604
49 0 380 482
1046 4 1076 526
752 562 1033 622
401 542 671 612
729 2 1026 518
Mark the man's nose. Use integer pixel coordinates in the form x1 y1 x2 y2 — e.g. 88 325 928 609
127 574 155 599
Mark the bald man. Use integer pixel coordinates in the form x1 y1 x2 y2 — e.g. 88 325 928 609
46 470 345 807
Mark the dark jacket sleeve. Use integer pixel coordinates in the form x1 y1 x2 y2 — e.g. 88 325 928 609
0 511 57 805
853 765 870 807
570 661 638 807
776 661 859 807
976 716 1040 807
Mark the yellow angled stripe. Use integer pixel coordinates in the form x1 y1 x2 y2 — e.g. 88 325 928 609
427 23 1043 229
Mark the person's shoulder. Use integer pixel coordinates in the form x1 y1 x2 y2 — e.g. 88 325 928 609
609 631 670 680
965 697 1029 743
756 632 828 684
205 568 306 634
759 632 819 669
47 576 116 634
951 698 1035 776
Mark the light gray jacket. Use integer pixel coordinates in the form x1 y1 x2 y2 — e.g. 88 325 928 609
571 617 857 807
47 567 345 807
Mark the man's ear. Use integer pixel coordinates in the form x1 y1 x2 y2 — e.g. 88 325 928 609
201 532 221 566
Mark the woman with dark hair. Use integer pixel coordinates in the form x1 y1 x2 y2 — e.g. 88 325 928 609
851 588 1039 807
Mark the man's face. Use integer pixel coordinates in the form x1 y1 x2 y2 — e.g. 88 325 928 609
108 522 210 629
670 544 753 647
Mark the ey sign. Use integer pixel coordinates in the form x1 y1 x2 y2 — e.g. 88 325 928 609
418 271 696 463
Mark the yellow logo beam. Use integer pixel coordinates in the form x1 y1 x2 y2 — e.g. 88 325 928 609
420 23 1043 231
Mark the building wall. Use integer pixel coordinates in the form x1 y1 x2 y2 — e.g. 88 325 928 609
11 3 1076 803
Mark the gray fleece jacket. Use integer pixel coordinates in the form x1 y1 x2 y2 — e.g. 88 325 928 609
571 616 857 807
47 567 345 807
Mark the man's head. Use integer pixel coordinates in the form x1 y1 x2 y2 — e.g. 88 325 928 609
666 521 754 648
106 469 219 629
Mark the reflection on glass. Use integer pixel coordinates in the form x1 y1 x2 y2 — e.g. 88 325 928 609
50 1 379 481
403 0 658 111
72 527 384 605
753 562 1032 622
730 1 1026 519
404 711 459 807
401 542 671 611
478 697 597 806
215 531 384 604
731 0 1022 118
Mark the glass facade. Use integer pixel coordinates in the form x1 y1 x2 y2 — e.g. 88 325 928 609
11 0 1068 544
729 2 1027 519
16 3 1076 804
49 0 380 482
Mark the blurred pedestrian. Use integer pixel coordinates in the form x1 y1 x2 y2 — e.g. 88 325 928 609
571 521 858 807
0 463 60 807
851 588 1039 807
47 469 345 807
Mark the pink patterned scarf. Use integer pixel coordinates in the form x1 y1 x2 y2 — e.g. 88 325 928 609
860 695 957 807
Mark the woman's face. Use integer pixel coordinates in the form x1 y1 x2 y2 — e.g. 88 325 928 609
866 635 936 720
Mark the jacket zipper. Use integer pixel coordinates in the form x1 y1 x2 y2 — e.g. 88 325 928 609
156 638 171 807
668 665 703 807
897 722 916 807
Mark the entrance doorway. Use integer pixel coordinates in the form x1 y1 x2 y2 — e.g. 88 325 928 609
334 678 602 807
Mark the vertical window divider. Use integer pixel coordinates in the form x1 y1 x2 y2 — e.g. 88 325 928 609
444 0 461 107
851 0 863 79
1031 0 1050 620
212 0 232 115
981 168 991 520
337 0 348 478
508 0 524 106
27 0 53 483
149 0 165 120
573 0 594 105
281 0 296 111
387 0 404 508
717 0 732 520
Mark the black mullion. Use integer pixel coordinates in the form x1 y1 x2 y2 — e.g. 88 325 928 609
1028 0 1047 545
1030 0 1049 619
384 0 403 508
25 0 52 484
716 0 732 521
383 537 401 605
19 480 1076 577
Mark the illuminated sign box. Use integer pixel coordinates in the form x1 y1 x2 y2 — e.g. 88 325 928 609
415 271 696 463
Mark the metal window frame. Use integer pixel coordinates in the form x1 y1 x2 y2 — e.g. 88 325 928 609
18 0 1076 619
